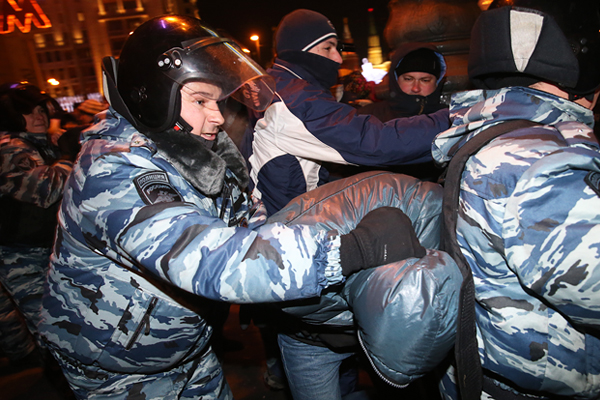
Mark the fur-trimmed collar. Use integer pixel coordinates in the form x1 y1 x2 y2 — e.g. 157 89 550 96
147 129 249 197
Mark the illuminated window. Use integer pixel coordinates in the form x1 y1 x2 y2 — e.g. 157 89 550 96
34 33 46 49
54 32 64 46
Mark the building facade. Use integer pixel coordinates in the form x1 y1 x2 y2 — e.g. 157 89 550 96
0 0 198 110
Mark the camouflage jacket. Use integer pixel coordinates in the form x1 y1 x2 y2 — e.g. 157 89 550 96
433 87 600 398
40 109 343 374
0 131 73 246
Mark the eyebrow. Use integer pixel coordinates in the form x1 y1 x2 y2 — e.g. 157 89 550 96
184 89 216 98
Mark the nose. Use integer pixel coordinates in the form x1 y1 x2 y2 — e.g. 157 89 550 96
332 49 343 64
411 82 422 94
207 105 224 126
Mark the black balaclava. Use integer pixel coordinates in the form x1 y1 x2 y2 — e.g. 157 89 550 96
278 51 340 90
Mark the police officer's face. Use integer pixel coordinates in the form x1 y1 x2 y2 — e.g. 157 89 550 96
23 105 49 134
180 82 225 140
397 72 438 97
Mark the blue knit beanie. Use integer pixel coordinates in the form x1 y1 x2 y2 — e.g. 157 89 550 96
275 9 337 55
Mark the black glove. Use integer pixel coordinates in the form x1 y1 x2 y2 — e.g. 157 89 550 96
340 207 426 276
57 127 83 161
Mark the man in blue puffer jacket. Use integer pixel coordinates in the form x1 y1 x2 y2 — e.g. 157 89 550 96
38 15 424 400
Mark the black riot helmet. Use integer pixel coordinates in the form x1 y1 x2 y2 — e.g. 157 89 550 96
469 0 600 99
102 15 275 134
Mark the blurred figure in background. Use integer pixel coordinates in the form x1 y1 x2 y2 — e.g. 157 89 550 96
0 83 74 373
359 44 446 120
338 70 376 106
356 44 448 182
53 99 109 162
71 99 107 127
0 281 39 373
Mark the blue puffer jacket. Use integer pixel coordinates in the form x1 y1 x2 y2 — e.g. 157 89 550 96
268 171 462 387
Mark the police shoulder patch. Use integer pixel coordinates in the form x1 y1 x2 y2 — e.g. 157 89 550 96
134 171 183 205
584 171 600 198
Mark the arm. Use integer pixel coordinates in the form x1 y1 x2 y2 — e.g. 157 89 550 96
264 81 449 167
504 155 600 328
78 155 343 304
0 136 73 208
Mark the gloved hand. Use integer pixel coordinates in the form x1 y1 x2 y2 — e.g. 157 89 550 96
340 207 426 276
56 127 83 161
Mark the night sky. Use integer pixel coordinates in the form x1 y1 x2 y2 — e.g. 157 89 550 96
196 0 393 65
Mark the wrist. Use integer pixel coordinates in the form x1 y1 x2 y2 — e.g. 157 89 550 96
340 231 364 276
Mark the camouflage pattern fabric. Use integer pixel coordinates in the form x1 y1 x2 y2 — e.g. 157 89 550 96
0 280 36 360
40 109 344 399
0 131 73 208
433 87 600 398
0 130 72 357
54 345 232 400
0 246 50 349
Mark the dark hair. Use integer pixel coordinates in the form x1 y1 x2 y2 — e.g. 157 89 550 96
0 84 49 132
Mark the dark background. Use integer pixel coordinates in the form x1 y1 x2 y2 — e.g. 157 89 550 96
196 0 393 66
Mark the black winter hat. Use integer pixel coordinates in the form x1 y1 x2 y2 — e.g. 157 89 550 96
395 48 442 79
275 9 337 54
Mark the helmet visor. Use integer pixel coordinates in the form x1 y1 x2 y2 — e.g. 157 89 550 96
159 37 275 111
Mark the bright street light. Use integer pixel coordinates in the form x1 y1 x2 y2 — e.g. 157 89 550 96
250 34 261 65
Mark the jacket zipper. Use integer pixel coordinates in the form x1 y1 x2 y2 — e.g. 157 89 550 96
126 296 158 350
357 330 407 389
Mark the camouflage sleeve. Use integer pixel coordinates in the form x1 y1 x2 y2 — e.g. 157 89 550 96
504 149 600 328
79 153 342 304
0 137 73 207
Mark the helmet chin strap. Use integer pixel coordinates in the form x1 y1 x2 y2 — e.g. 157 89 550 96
174 117 216 150
174 116 193 133
567 92 596 103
